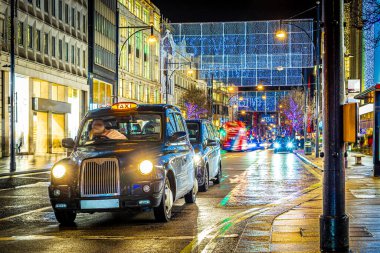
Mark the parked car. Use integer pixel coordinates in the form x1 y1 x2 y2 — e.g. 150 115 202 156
273 136 295 153
49 102 197 224
186 119 222 192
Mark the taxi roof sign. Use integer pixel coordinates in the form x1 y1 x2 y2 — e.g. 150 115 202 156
111 102 138 110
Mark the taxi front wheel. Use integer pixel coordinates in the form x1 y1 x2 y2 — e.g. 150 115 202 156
185 179 197 204
154 177 173 222
54 210 76 225
213 163 222 185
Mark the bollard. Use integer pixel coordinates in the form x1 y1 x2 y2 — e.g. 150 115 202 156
305 141 312 155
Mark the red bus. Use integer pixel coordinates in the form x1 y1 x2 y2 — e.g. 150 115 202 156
221 121 248 151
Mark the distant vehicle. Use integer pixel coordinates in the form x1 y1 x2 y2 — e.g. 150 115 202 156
221 121 248 151
273 136 295 153
247 138 264 150
49 102 198 225
186 119 222 192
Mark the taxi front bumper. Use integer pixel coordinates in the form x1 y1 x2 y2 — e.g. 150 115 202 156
49 180 164 212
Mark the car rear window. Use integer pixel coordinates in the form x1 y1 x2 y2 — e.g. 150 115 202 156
186 122 200 143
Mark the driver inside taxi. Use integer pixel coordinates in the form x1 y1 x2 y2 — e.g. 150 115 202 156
90 119 127 140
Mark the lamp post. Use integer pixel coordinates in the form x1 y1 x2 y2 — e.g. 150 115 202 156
116 25 156 104
275 1 322 157
164 62 193 104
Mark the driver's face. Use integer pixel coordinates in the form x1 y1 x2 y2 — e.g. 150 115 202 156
92 120 105 135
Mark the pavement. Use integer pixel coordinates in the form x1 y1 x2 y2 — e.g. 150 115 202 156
268 150 380 253
0 154 65 176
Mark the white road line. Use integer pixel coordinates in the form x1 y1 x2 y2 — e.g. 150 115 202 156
0 206 51 222
0 234 239 241
0 171 50 180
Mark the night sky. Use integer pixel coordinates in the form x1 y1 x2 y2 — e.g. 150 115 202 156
152 0 317 23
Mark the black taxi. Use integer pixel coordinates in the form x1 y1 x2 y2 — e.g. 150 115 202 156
49 102 198 224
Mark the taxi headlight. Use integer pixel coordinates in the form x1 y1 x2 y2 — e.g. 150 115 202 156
194 154 202 164
139 160 153 175
287 142 294 148
274 142 281 149
52 165 66 179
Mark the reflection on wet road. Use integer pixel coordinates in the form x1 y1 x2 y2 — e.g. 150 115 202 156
0 150 320 253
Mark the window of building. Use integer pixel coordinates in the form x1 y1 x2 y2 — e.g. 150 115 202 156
77 48 80 67
36 30 41 51
17 22 24 46
33 80 49 99
52 36 56 57
52 84 66 102
58 39 62 59
65 4 69 23
27 25 33 49
77 12 81 31
83 50 86 68
93 80 112 106
71 45 75 64
83 15 86 33
135 32 141 58
59 0 63 20
28 0 32 4
44 33 48 54
52 0 56 16
65 42 69 61
143 9 149 24
135 3 141 18
44 0 49 13
128 0 133 11
36 0 41 8
71 8 75 27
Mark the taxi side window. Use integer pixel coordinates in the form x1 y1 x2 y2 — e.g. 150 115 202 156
167 113 176 137
206 124 215 140
202 124 209 144
174 113 186 132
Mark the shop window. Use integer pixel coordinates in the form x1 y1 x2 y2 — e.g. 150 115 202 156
52 84 66 102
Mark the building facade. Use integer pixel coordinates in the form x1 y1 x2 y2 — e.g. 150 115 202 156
117 0 161 105
0 0 88 157
88 0 117 109
161 29 204 114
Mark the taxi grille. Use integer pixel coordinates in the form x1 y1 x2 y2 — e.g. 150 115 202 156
80 158 120 197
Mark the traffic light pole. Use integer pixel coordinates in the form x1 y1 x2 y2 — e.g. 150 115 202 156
10 0 16 172
320 0 349 251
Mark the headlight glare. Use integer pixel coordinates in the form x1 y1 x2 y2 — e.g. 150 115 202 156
274 143 280 149
52 165 66 179
139 160 153 175
287 142 294 148
194 154 202 164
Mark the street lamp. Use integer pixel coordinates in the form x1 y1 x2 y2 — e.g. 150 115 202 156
257 84 264 90
275 2 321 158
117 25 157 103
165 61 193 104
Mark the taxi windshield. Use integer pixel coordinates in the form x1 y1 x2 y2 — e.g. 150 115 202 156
78 113 162 146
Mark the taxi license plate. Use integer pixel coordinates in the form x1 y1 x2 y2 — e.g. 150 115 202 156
81 199 119 209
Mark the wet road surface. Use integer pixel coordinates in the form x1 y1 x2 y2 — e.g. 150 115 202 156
0 150 320 253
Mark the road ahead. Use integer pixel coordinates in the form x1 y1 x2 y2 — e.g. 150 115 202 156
0 150 320 253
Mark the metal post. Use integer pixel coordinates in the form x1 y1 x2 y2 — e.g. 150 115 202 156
315 1 321 158
10 0 16 172
374 88 380 176
114 6 119 104
165 59 169 104
320 0 349 251
304 83 308 151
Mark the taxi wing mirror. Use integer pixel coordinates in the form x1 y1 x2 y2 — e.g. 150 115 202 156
170 131 187 143
206 139 217 146
62 138 75 149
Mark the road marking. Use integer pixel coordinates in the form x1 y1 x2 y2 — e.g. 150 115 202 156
0 171 50 180
0 182 50 192
0 234 239 241
0 206 51 222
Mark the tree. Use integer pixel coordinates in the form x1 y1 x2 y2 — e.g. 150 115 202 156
278 89 305 136
181 87 208 119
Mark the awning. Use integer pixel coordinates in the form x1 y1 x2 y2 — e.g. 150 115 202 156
354 85 376 100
